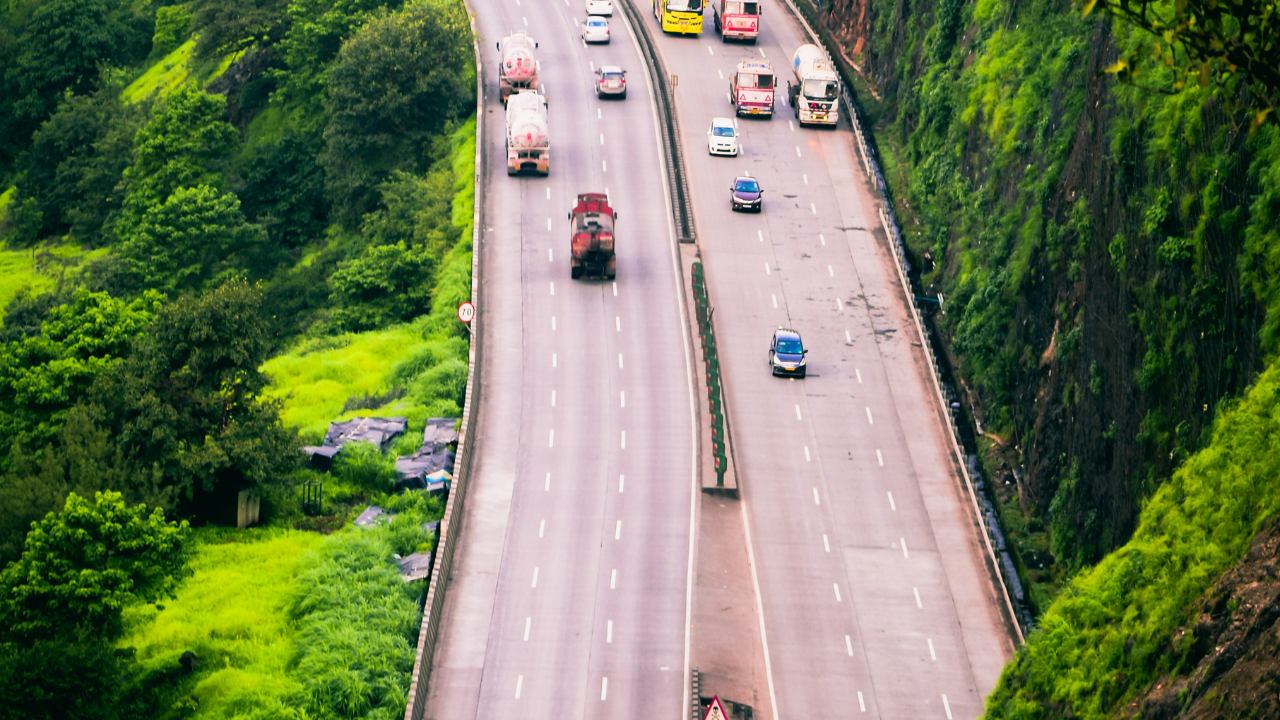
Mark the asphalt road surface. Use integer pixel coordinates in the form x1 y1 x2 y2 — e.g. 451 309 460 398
422 2 698 719
649 4 1017 719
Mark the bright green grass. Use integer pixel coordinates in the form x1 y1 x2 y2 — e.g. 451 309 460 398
124 40 196 103
123 40 244 104
262 324 444 443
0 239 108 317
120 527 323 719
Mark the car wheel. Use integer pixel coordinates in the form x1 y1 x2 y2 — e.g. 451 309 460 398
620 90 626 99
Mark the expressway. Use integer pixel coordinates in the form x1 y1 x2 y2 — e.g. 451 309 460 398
648 4 1017 719
421 0 698 718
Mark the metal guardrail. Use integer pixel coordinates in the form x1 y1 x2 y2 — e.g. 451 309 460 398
616 0 697 243
775 0 1029 641
402 12 488 719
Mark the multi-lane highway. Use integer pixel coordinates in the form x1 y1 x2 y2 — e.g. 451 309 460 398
424 0 1015 718
654 6 1017 719
422 2 697 718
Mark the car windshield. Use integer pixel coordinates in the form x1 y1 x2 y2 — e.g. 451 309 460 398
776 339 802 354
737 73 773 89
735 179 759 192
802 79 838 100
712 125 735 137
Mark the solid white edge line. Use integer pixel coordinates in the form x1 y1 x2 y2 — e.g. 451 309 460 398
741 475 781 720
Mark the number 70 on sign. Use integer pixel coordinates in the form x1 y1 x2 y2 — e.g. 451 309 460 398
457 301 475 324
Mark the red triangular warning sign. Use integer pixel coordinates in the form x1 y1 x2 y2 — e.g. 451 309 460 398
704 696 728 720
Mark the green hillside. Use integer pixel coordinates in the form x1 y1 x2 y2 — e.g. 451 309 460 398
0 0 476 713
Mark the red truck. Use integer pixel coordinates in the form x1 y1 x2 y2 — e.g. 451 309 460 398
568 193 616 280
711 0 760 42
730 58 775 117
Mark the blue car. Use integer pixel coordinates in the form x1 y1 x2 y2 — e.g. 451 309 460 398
769 327 807 377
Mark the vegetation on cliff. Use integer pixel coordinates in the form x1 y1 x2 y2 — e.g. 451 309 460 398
819 0 1280 609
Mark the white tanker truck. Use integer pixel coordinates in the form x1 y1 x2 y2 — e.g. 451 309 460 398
506 89 549 176
497 32 539 104
788 44 839 126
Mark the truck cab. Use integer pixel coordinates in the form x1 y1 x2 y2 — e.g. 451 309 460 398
730 59 774 117
712 0 760 41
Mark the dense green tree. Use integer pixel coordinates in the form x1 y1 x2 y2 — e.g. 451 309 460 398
150 5 192 57
116 87 238 227
88 281 301 516
0 407 158 564
328 242 435 331
320 0 474 225
360 167 462 256
0 289 160 458
15 80 145 241
0 288 71 343
3 0 152 152
117 184 266 293
0 490 190 644
239 133 329 249
276 0 404 114
0 637 134 720
191 0 291 61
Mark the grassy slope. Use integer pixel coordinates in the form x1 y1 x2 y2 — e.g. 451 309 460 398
985 359 1280 718
123 40 244 104
120 527 323 718
0 240 109 318
263 118 476 444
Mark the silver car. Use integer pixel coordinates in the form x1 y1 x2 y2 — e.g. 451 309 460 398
581 16 610 43
596 65 627 98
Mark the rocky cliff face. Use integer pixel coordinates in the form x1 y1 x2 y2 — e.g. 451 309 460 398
1126 521 1280 719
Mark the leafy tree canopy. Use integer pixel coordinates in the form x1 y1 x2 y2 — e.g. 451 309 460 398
118 86 238 218
277 0 404 109
117 184 266 293
192 0 292 60
3 0 151 151
15 78 145 242
1085 0 1280 124
0 289 161 458
88 280 300 511
0 490 191 645
328 241 435 331
320 0 475 225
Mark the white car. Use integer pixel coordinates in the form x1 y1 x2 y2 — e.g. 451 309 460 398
707 117 739 156
581 16 610 43
586 0 614 15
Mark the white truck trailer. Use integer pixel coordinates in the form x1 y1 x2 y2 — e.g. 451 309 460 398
506 89 549 176
788 44 839 126
497 32 539 104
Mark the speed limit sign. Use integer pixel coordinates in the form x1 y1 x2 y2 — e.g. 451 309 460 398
457 301 475 324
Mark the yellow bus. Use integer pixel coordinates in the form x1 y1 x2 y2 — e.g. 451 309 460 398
653 0 704 34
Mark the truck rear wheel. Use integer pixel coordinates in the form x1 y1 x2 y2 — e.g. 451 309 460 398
571 266 583 279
